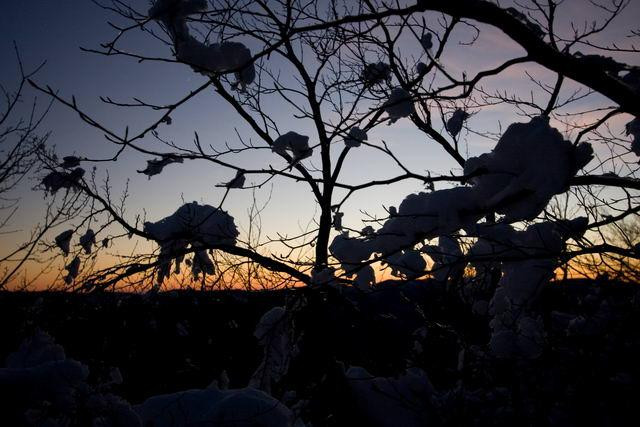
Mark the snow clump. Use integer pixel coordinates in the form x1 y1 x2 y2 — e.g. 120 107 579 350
65 256 81 284
329 187 482 279
420 32 433 51
486 218 588 359
329 232 375 277
60 156 81 169
137 155 183 179
42 168 85 194
144 202 238 283
361 62 392 87
175 39 256 89
463 116 593 222
625 117 640 156
354 265 376 290
374 187 483 255
445 109 469 137
136 386 292 427
344 126 368 148
422 235 464 282
383 87 414 124
219 170 245 188
54 230 74 255
272 131 313 166
79 229 96 254
250 306 298 394
346 365 435 426
384 249 426 279
148 0 256 89
144 202 238 246
1 332 140 426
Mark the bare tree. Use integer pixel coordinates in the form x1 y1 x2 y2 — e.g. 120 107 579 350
6 1 640 424
0 47 59 289
24 0 640 297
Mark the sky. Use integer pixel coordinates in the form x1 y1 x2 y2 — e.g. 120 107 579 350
1 0 639 289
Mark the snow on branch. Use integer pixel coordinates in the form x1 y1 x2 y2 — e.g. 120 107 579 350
330 117 595 283
148 0 257 90
143 202 239 283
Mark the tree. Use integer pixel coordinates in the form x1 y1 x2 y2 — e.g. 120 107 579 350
20 0 640 354
28 0 640 293
0 48 60 289
10 0 640 424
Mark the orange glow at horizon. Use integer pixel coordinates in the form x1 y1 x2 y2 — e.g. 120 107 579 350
7 248 635 293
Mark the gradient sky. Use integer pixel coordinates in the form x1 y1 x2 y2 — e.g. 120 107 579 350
1 0 639 288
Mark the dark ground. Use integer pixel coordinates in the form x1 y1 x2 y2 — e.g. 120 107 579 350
1 279 640 425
